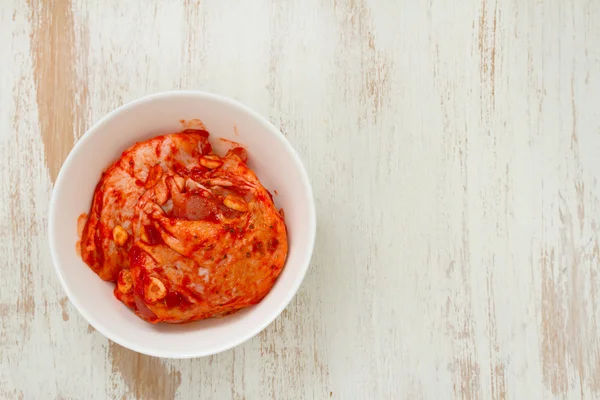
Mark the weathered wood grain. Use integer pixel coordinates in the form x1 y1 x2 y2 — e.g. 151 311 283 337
2 0 600 398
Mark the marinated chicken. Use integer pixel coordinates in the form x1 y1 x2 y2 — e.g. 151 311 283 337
79 129 287 323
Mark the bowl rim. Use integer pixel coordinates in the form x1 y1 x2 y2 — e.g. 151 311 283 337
48 90 316 358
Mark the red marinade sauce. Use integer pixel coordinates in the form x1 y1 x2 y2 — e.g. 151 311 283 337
164 291 183 308
129 246 145 269
188 166 208 182
145 225 163 245
173 163 189 178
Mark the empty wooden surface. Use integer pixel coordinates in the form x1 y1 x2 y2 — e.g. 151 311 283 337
2 0 600 398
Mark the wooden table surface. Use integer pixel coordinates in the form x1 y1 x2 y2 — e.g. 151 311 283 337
2 0 600 398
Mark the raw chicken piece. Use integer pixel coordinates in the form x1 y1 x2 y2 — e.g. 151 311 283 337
80 129 287 324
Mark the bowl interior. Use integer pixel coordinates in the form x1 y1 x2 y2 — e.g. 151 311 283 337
49 92 315 358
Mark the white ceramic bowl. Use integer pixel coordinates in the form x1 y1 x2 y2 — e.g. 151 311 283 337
49 91 316 358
